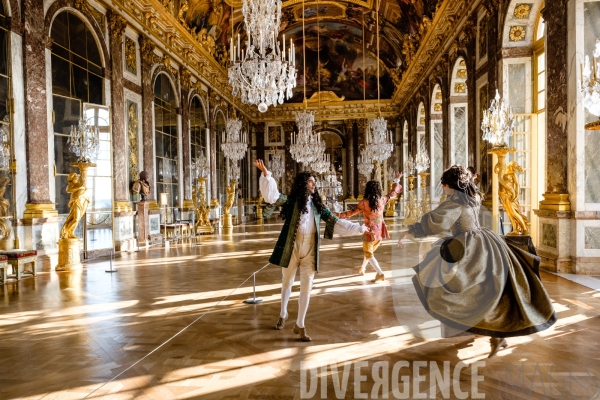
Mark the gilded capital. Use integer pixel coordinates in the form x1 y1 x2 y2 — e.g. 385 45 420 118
139 36 156 63
180 69 192 91
107 11 127 39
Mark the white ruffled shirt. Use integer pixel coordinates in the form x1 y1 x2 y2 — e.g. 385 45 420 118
259 171 365 236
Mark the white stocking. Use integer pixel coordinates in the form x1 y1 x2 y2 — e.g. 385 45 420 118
360 257 370 272
280 286 292 319
296 291 311 328
368 257 384 275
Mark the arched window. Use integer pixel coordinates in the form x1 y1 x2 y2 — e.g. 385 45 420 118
215 111 227 203
154 73 179 218
190 96 207 161
430 85 443 204
51 11 105 237
450 57 468 168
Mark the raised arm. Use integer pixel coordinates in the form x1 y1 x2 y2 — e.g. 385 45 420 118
255 159 281 204
383 172 403 203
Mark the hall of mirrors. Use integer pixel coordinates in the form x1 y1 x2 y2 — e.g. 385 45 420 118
0 0 598 273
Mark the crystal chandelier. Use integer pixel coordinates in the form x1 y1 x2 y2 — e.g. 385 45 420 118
69 117 100 163
365 118 394 163
415 141 430 172
582 39 600 129
229 161 241 181
364 0 394 165
0 117 10 169
481 90 516 147
404 154 415 176
290 111 324 165
268 152 285 180
311 152 330 174
358 148 374 177
221 117 248 162
192 153 210 178
228 0 297 113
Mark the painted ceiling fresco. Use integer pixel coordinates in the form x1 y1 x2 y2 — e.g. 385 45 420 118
175 0 440 102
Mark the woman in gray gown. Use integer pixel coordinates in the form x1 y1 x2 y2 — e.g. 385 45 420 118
398 165 556 358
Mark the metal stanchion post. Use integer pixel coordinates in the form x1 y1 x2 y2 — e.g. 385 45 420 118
105 248 117 273
244 272 263 304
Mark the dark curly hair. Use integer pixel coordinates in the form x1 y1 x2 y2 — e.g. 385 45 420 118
440 165 483 206
280 171 326 219
364 180 383 212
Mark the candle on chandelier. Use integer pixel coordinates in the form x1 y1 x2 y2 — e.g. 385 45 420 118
230 37 234 62
283 34 285 59
237 34 240 59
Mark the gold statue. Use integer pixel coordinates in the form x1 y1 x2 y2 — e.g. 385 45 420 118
60 164 91 239
500 160 530 235
194 177 213 233
0 174 11 240
222 181 237 228
403 175 420 225
256 190 264 219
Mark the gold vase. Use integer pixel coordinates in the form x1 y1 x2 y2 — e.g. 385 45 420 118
488 146 530 235
195 177 214 234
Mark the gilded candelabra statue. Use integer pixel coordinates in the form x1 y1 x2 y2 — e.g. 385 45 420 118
57 116 100 271
500 161 530 235
385 181 399 217
404 175 420 225
419 172 431 215
223 181 237 229
403 155 419 225
482 90 530 236
194 177 214 234
256 190 264 221
0 174 12 249
191 154 213 234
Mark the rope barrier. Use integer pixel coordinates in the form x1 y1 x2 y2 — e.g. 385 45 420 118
83 262 270 399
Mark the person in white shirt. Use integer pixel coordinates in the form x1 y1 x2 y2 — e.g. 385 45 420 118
255 160 368 342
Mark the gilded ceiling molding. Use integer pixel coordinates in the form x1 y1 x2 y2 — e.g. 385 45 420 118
394 0 485 111
113 0 253 119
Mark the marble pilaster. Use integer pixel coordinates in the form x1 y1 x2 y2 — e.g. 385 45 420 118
357 119 367 196
139 36 157 203
209 104 217 201
23 0 56 217
541 0 569 198
344 120 355 199
181 70 192 208
108 12 130 212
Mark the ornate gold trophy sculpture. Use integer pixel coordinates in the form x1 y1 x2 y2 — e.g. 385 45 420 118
56 117 100 271
415 140 431 216
482 90 530 235
192 154 213 234
256 191 264 220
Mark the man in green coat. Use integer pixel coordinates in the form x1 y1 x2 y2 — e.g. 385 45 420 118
256 160 367 342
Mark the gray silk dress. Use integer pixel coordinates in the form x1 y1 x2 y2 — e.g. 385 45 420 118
408 194 556 338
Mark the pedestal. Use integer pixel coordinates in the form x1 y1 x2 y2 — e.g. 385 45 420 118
223 213 233 228
56 238 82 271
136 201 150 246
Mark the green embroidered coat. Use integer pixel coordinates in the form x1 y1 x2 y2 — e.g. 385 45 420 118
264 194 338 272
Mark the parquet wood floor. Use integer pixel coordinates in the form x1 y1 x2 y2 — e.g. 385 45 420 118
1 219 599 399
